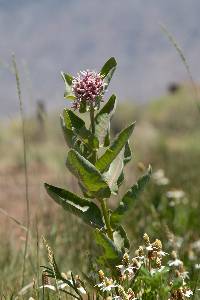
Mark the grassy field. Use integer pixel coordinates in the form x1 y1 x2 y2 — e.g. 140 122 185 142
0 85 200 298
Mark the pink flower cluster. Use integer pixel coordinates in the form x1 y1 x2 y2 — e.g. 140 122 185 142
72 70 105 109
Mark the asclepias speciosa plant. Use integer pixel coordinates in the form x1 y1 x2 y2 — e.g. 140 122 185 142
44 57 152 274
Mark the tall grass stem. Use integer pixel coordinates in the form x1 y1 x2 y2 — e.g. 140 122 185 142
12 54 30 288
160 24 200 111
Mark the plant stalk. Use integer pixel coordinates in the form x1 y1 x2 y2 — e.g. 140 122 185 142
100 199 113 240
12 54 30 288
89 104 97 163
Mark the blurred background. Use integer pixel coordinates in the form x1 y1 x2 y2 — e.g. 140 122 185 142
1 0 200 297
1 0 200 116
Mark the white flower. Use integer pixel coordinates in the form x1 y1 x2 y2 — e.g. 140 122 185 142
152 169 169 186
96 280 118 292
135 255 145 262
168 259 183 267
158 250 168 257
192 240 200 252
116 264 134 275
180 271 189 280
150 266 165 275
101 283 118 292
176 237 184 249
145 245 153 251
195 264 200 269
166 190 185 200
183 290 193 298
168 200 176 207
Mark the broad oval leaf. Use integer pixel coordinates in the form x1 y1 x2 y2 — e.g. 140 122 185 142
113 225 130 251
95 122 135 173
114 142 133 191
61 115 85 155
100 57 117 90
66 150 111 199
60 115 75 148
44 183 104 229
62 109 99 152
94 229 122 268
61 72 75 100
104 141 132 194
94 94 116 147
104 148 125 194
63 109 85 130
110 166 152 226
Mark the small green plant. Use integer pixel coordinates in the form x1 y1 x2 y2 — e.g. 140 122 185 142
43 58 194 299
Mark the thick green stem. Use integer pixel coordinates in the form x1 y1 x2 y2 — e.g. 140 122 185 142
90 104 95 135
89 104 97 163
100 199 113 240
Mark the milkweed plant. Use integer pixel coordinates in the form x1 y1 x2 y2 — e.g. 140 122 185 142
43 58 196 299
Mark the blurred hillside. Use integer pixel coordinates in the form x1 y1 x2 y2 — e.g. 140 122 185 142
1 84 200 170
0 85 200 224
1 0 200 116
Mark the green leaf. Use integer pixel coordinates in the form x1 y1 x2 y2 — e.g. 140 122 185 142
60 115 75 148
110 166 152 225
61 72 75 100
115 142 133 190
62 109 99 151
63 109 85 130
95 123 135 173
44 183 104 229
76 127 99 150
66 150 111 199
79 101 87 113
94 94 116 147
94 229 122 267
113 225 130 251
100 57 117 90
61 109 83 150
124 141 132 165
104 141 132 194
104 148 125 194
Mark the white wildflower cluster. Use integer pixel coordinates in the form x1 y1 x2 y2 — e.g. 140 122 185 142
168 251 193 299
165 226 184 250
152 169 169 186
95 252 142 299
170 287 193 299
142 233 168 275
96 269 137 300
191 239 200 253
166 189 186 207
40 234 196 300
96 270 118 292
116 252 141 281
168 251 183 268
188 238 200 267
195 264 200 270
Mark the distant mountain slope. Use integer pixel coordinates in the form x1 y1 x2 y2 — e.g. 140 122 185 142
0 0 200 117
